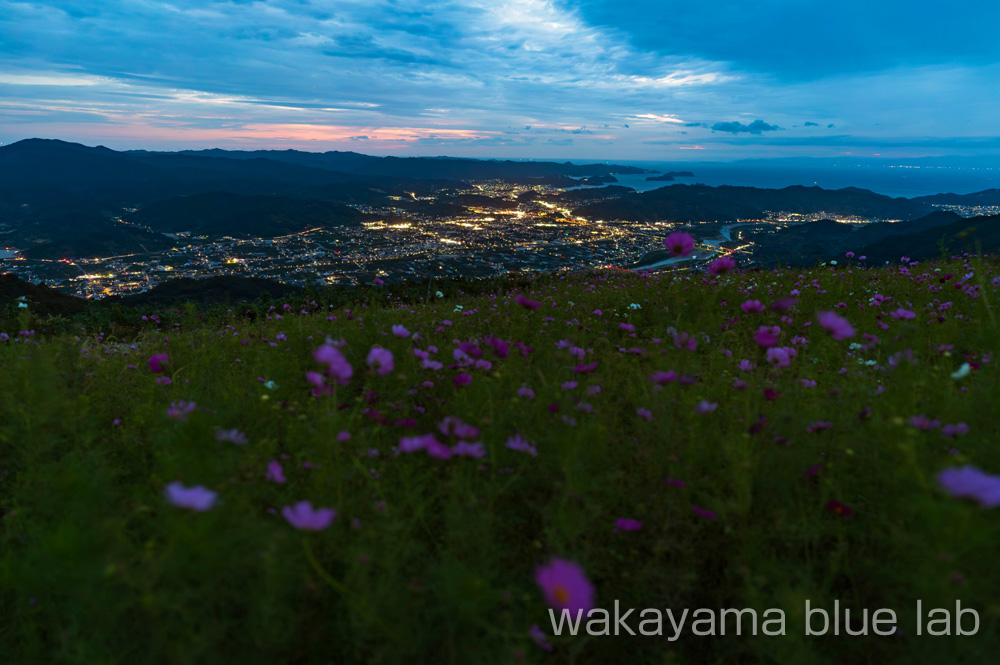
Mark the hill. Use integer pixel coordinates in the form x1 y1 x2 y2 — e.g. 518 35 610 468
574 184 929 222
102 275 303 308
127 192 363 238
0 273 88 316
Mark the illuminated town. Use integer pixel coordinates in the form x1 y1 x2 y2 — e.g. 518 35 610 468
3 176 959 300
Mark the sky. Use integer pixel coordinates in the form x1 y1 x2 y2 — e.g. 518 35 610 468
1 0 999 160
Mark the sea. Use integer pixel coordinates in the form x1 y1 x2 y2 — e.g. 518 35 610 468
565 161 999 199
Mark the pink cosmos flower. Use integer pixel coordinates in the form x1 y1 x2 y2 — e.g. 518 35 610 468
741 300 765 314
574 361 598 373
771 296 798 312
663 231 695 257
313 344 353 385
941 423 969 438
366 346 394 376
891 308 916 320
807 421 833 433
266 460 286 484
691 504 717 520
766 346 796 367
515 295 541 309
517 384 536 399
535 558 595 614
754 326 781 348
453 372 472 387
529 625 553 652
816 311 855 340
825 500 854 517
506 434 538 456
909 414 941 430
619 322 635 332
650 370 677 384
282 501 336 531
451 441 485 458
614 518 643 532
148 353 169 373
164 482 218 512
166 401 197 423
707 256 736 275
636 408 653 422
391 324 410 338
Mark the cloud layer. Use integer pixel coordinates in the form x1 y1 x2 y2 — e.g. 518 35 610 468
0 0 997 159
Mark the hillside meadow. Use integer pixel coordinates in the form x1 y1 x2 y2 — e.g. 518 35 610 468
1 254 999 664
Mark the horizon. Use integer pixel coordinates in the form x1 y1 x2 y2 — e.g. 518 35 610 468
2 1 1000 161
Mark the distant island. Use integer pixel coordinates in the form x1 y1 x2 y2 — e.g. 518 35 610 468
646 171 695 182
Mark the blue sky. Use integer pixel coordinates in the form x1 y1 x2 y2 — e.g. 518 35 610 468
1 0 998 160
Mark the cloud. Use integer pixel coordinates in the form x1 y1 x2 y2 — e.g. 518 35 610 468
711 119 781 134
804 121 819 126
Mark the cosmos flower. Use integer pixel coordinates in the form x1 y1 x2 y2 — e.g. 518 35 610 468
535 558 595 614
313 344 353 385
529 625 553 652
707 256 736 276
148 353 169 373
215 428 248 445
506 434 538 456
391 324 410 338
817 311 855 340
754 326 781 348
266 460 286 484
614 518 643 532
367 346 394 376
663 231 695 257
164 482 217 512
825 500 855 517
166 401 197 423
282 501 336 531
515 295 541 309
741 299 765 314
694 400 718 414
938 466 1000 507
691 505 717 520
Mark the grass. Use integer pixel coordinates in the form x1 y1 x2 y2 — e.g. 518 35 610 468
1 257 999 664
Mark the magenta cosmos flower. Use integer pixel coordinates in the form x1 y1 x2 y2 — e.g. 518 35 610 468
391 324 410 338
164 481 218 511
614 518 643 532
535 558 595 614
515 294 541 309
282 501 337 530
366 346 394 376
707 256 736 275
313 344 353 385
754 326 781 348
816 311 855 340
148 353 169 373
663 231 695 257
741 299 765 314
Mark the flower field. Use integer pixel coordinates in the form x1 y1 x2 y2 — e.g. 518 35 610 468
1 255 999 664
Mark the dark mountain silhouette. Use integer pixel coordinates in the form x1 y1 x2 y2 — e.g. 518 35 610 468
0 273 88 316
127 192 363 238
102 275 303 308
858 214 1000 263
912 190 1000 206
168 148 648 180
574 184 929 222
749 211 987 266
